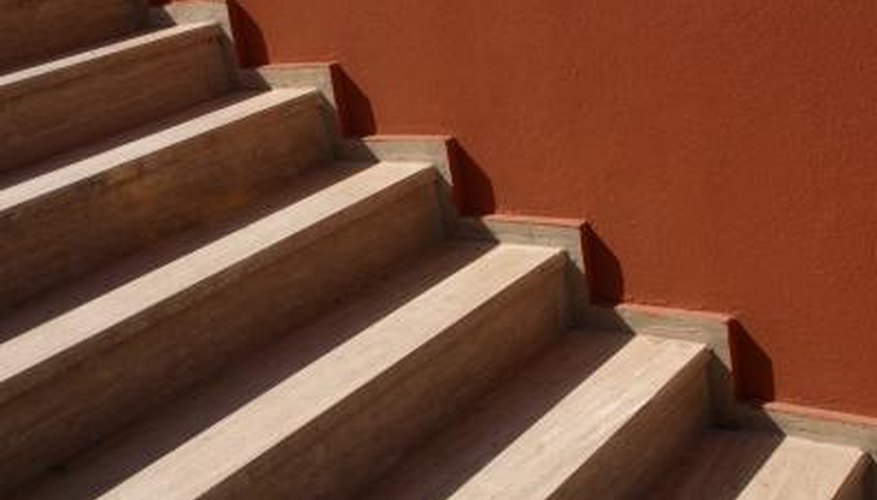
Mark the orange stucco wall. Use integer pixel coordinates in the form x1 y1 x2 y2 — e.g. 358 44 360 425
225 1 877 418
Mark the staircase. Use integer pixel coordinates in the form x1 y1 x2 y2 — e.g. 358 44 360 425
0 1 870 498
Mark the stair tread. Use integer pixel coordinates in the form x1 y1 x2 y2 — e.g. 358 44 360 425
0 0 144 74
650 429 867 500
0 23 220 93
0 26 151 78
0 160 437 405
364 332 708 500
14 242 564 500
0 157 355 341
0 90 256 190
0 88 314 212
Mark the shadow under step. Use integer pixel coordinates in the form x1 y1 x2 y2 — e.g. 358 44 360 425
0 0 146 74
0 88 331 311
364 331 711 500
12 241 568 499
0 160 445 493
0 21 234 171
649 429 870 500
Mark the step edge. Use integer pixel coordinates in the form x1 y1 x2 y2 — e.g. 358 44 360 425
751 401 877 466
0 88 319 215
831 450 872 500
541 339 711 498
456 214 589 327
0 22 222 95
378 334 708 499
0 0 149 74
0 162 439 406
96 245 566 499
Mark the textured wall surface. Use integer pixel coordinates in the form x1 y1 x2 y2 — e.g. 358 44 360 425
226 0 877 418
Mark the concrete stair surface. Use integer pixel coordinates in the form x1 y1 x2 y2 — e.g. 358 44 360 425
0 3 870 500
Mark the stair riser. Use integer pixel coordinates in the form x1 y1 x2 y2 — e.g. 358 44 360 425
0 0 145 72
833 457 870 500
0 179 445 493
0 94 331 312
0 24 232 171
555 353 710 499
206 258 569 500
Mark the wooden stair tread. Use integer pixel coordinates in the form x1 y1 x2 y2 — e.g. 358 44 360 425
0 23 219 93
14 243 563 499
365 332 709 500
0 161 437 404
650 430 868 500
0 89 312 212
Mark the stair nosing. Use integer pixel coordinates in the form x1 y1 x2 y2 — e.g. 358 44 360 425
91 244 565 499
0 22 222 95
460 337 708 498
0 161 438 407
365 332 709 500
652 429 869 500
0 88 319 215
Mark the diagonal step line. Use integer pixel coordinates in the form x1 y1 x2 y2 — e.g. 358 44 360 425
445 337 707 499
97 244 563 500
0 88 315 213
0 23 220 91
0 162 435 403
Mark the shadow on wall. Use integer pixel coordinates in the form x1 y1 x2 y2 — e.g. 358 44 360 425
181 0 781 429
580 225 775 406
227 0 269 67
330 67 498 218
332 68 377 137
447 142 496 216
583 224 624 305
225 1 497 215
730 320 776 403
228 0 378 143
224 0 776 407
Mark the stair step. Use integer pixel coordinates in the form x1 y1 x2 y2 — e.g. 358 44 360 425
364 332 710 500
0 88 330 311
0 22 233 171
0 161 446 493
0 0 145 73
650 430 869 500
12 241 568 500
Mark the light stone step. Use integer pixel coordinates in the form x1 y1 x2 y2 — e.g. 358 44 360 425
0 160 445 493
0 88 330 312
0 0 145 73
0 22 233 171
12 241 568 500
364 332 710 500
649 430 869 500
